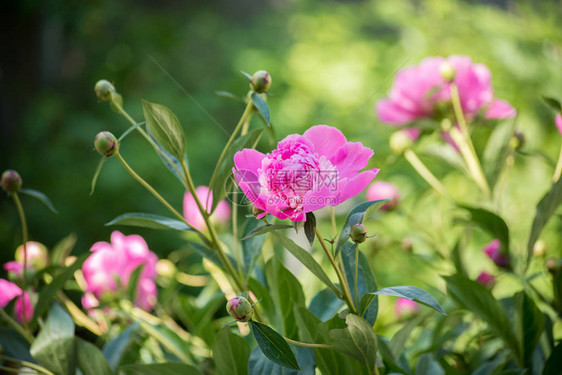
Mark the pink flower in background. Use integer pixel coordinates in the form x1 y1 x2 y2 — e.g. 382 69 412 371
82 231 158 311
394 297 419 318
233 125 379 221
0 279 34 323
483 239 510 268
556 113 562 134
366 181 400 211
376 55 516 126
183 186 231 232
4 261 26 277
476 271 496 288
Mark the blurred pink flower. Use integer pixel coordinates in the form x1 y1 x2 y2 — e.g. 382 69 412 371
476 271 495 288
366 181 399 211
376 55 516 126
0 279 34 323
15 241 49 270
394 297 419 318
82 231 158 311
183 186 231 232
483 239 510 268
4 261 26 277
233 125 379 221
556 113 562 135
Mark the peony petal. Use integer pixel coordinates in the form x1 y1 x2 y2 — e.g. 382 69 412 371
336 168 380 205
376 99 421 125
330 142 374 178
556 114 562 135
485 99 517 119
0 279 23 307
233 149 266 176
303 125 348 158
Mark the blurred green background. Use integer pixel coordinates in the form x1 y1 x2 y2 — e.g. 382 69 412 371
2 0 561 272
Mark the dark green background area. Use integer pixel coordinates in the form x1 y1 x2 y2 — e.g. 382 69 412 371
1 0 561 265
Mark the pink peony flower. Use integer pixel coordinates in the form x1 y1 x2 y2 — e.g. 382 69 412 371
183 186 231 232
376 55 516 126
0 279 34 323
476 271 495 288
4 261 27 277
233 125 379 221
556 113 562 135
394 297 419 318
366 181 400 211
82 231 158 311
483 239 510 268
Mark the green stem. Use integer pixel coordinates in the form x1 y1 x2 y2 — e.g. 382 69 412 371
0 355 54 375
449 84 491 197
232 188 244 280
0 309 33 344
553 144 562 183
354 244 359 308
12 192 28 331
284 336 332 349
315 228 356 312
330 206 337 238
403 150 448 196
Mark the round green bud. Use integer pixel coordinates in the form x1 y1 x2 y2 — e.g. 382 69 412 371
350 224 367 243
95 80 116 101
1 170 22 193
226 296 254 322
439 62 456 82
389 131 414 155
250 70 272 93
94 131 119 157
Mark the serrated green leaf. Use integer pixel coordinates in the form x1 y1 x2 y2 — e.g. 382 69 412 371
142 99 186 160
77 338 114 375
120 363 202 375
458 205 510 256
19 188 58 214
249 320 300 370
370 286 445 315
251 92 270 126
329 314 378 372
272 232 340 297
90 156 107 195
105 212 193 231
213 328 250 375
242 224 292 240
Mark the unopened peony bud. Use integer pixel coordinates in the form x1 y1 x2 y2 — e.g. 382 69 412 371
94 80 116 101
389 131 414 154
439 62 456 82
250 70 272 93
226 296 253 322
1 170 22 193
15 241 49 270
476 271 495 288
94 131 119 157
156 259 176 279
350 224 367 243
483 239 510 268
532 240 546 257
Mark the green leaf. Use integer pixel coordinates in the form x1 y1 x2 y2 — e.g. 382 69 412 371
329 313 377 372
125 264 144 302
389 315 424 359
145 125 188 188
304 212 316 246
451 239 468 277
543 341 562 375
445 274 521 363
50 233 77 265
251 92 270 126
458 205 510 256
76 338 114 375
335 200 390 256
211 128 263 213
243 223 292 240
370 286 445 315
248 278 277 324
272 232 340 297
105 212 193 231
514 292 544 367
142 99 186 160
134 319 193 364
32 252 90 325
0 326 35 363
483 120 515 189
542 95 562 112
30 303 76 374
213 328 250 375
308 289 345 322
187 241 238 270
215 91 244 102
415 353 445 375
90 156 107 195
526 177 562 266
102 323 138 371
19 188 58 214
120 363 202 375
248 345 317 375
242 219 267 277
249 320 300 370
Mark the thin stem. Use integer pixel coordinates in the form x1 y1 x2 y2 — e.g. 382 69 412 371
449 84 491 197
12 192 28 331
232 189 244 280
403 150 448 196
57 292 103 336
0 355 54 375
553 144 562 183
0 309 33 344
315 228 356 312
330 206 337 238
284 336 332 349
354 244 359 308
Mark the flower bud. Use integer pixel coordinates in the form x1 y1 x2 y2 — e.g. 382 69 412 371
94 80 116 101
546 257 560 274
250 70 272 93
394 298 419 318
532 239 546 257
476 271 495 288
483 239 510 268
1 170 22 193
15 241 49 270
510 131 525 150
226 296 253 322
350 224 367 243
389 130 414 155
439 62 456 82
156 259 176 279
94 131 119 157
